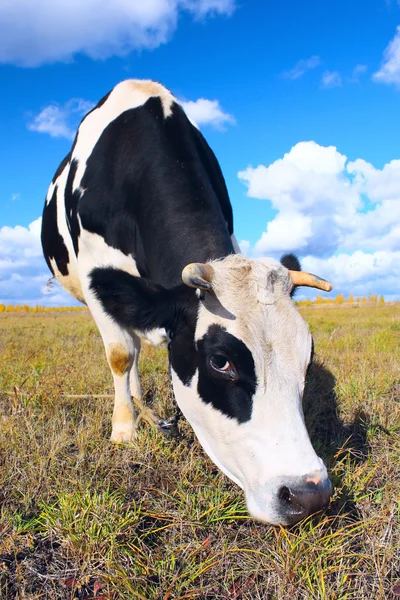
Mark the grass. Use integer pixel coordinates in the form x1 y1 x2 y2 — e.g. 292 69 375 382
0 305 399 599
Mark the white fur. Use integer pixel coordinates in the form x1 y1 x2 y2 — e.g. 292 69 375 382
46 181 56 205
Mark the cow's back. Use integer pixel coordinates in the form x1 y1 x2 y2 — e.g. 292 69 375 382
41 79 234 302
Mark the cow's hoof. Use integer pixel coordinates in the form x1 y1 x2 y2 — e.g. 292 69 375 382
110 423 136 444
157 416 180 436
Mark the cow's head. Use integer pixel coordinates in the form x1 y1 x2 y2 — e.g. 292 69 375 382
90 254 333 526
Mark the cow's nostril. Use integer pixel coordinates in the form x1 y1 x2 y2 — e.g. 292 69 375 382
278 486 292 505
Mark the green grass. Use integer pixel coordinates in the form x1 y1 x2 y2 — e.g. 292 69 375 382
0 305 399 599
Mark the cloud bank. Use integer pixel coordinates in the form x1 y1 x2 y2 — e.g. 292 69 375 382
0 0 235 67
239 141 400 299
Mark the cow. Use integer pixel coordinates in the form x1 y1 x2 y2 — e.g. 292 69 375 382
41 79 333 526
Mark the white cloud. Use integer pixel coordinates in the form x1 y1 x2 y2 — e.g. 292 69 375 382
0 0 235 67
181 98 235 129
0 218 76 306
321 71 342 88
11 193 20 201
283 56 322 80
238 141 400 298
373 26 400 87
302 251 400 299
28 98 95 140
350 64 367 82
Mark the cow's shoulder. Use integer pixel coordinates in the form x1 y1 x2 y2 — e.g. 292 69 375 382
191 127 233 235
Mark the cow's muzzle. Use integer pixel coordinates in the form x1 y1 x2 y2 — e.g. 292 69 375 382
277 477 332 526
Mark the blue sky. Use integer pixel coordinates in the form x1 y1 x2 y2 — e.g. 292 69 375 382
1 0 400 304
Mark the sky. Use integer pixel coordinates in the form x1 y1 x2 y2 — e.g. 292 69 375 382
1 0 400 305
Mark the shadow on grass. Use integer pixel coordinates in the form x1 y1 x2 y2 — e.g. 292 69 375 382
303 360 371 517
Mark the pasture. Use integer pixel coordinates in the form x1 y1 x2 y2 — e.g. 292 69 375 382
0 304 399 599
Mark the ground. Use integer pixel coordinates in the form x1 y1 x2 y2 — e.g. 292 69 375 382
0 304 399 599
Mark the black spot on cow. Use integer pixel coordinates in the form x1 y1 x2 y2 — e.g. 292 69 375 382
65 159 81 255
197 324 256 423
167 297 198 386
41 187 70 276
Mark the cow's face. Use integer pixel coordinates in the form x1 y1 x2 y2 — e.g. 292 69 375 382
168 255 332 525
90 255 332 526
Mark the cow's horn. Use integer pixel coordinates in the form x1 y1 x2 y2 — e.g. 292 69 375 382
182 263 214 290
289 270 333 292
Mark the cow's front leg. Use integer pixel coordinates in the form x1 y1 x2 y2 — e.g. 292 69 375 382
128 334 160 428
81 262 141 444
129 334 177 432
108 341 137 443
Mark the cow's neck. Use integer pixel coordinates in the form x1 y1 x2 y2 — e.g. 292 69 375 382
134 190 234 289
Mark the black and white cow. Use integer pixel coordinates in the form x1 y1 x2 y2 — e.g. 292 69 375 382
41 79 333 526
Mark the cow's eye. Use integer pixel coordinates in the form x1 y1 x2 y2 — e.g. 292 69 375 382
210 355 231 373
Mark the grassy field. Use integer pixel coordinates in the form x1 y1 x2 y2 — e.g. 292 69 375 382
0 304 399 599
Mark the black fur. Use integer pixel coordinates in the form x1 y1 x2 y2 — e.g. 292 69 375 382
197 325 256 423
281 253 301 297
64 159 81 255
89 267 181 332
41 187 70 276
280 253 301 272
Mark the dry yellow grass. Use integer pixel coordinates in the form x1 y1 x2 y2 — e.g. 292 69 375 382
0 304 399 599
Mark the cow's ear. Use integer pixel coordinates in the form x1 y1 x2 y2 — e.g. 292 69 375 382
280 253 301 298
89 267 175 332
280 253 301 272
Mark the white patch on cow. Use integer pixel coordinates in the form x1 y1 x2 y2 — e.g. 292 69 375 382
141 328 168 347
46 180 57 205
110 357 137 444
49 257 85 304
77 222 140 277
171 367 244 488
129 334 142 401
72 79 176 193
